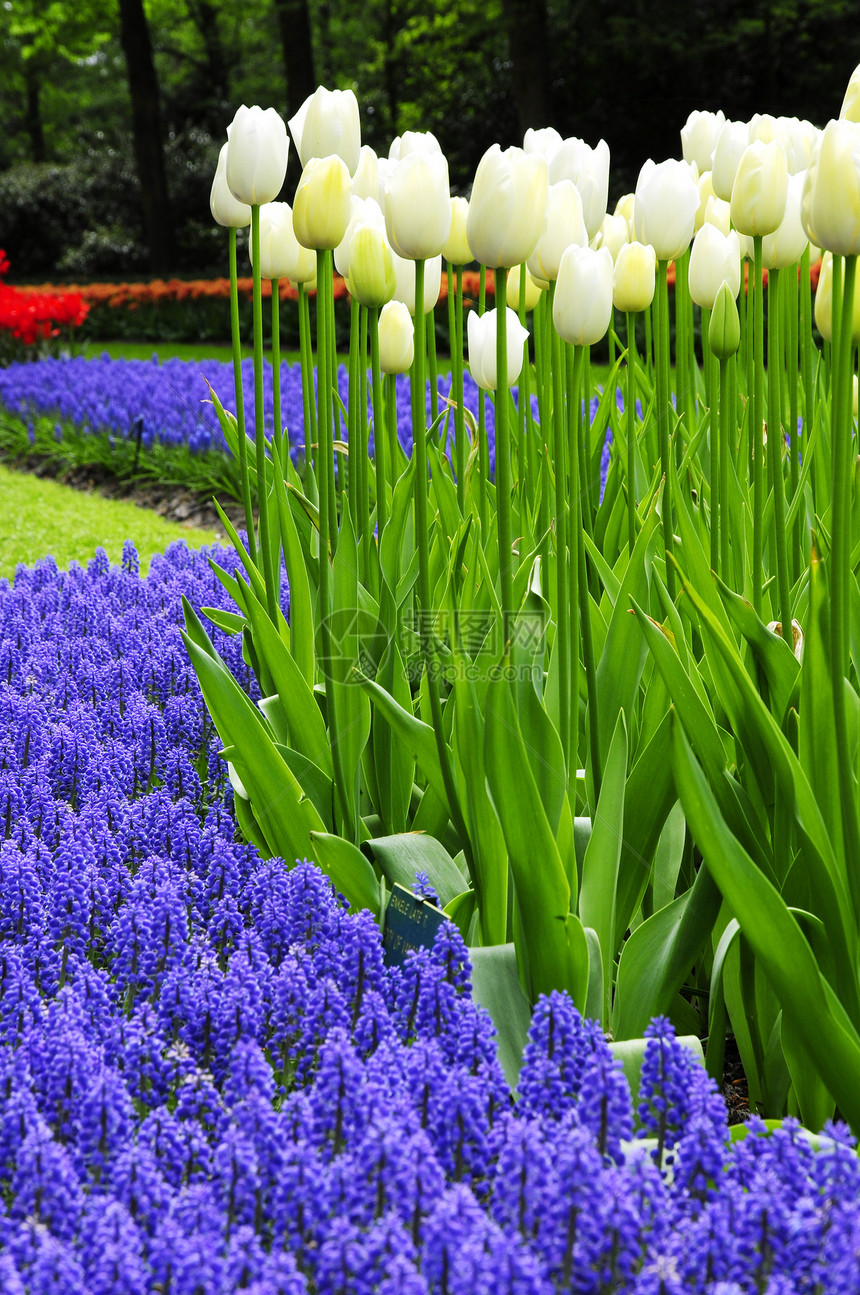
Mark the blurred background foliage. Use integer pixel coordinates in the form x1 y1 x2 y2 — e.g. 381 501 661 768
0 0 858 280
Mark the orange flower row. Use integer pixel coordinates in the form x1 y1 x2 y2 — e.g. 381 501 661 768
19 271 495 312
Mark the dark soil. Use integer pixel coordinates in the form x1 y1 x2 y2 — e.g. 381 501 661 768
721 1035 751 1125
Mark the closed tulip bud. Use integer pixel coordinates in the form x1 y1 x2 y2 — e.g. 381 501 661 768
801 119 860 256
613 241 656 312
388 130 442 160
507 263 544 312
523 126 563 162
711 119 750 202
467 144 548 268
467 306 530 391
614 192 636 230
391 251 442 316
442 196 472 265
289 85 361 175
694 171 717 232
709 281 741 358
703 193 732 237
633 158 699 261
595 212 629 261
842 64 860 123
748 112 781 146
681 109 726 172
527 180 588 284
814 252 860 343
688 225 741 309
352 145 380 201
249 201 316 281
548 137 610 241
730 139 789 236
782 117 818 172
334 196 385 278
293 155 352 250
346 223 396 308
762 171 808 269
225 105 289 206
553 244 614 346
378 300 414 373
210 143 252 228
383 150 451 260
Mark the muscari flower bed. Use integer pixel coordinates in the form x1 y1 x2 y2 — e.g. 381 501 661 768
0 540 858 1293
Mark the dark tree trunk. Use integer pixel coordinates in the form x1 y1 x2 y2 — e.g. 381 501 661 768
24 61 46 163
185 0 231 110
272 0 317 115
117 0 174 273
499 0 553 136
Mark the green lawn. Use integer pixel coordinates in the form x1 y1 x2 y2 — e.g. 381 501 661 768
0 463 221 581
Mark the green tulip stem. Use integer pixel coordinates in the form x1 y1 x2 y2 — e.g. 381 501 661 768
655 259 675 598
271 280 283 466
251 205 278 619
751 235 765 615
644 296 653 386
316 248 338 557
428 304 438 429
674 247 693 438
369 306 387 534
347 294 361 524
624 312 639 555
385 372 400 485
517 263 530 508
766 267 792 638
449 263 467 512
830 253 860 902
477 265 488 532
534 290 552 594
228 226 256 561
411 257 474 879
297 283 317 489
569 343 598 799
550 282 570 769
358 304 370 572
799 246 815 531
494 271 515 637
701 305 718 571
785 260 801 584
719 355 732 583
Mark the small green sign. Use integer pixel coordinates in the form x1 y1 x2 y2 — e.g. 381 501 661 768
383 884 448 966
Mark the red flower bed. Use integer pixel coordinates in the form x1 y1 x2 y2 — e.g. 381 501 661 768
0 251 89 359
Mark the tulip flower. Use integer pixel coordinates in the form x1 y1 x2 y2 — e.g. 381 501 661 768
467 306 529 391
633 158 699 261
613 241 656 313
681 109 726 172
442 196 472 266
614 192 636 230
249 201 315 281
378 299 414 373
347 223 397 309
507 263 543 312
288 85 361 176
225 105 289 206
548 137 610 241
527 180 588 284
352 145 380 201
391 251 443 316
334 196 386 279
210 143 251 227
842 63 860 123
467 144 548 268
815 253 860 343
292 155 352 250
781 117 819 172
801 119 860 257
703 193 732 237
523 126 563 162
688 225 741 310
694 171 718 232
711 119 750 202
709 280 741 359
762 171 808 270
595 212 629 261
383 150 452 261
553 244 614 346
730 139 789 237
